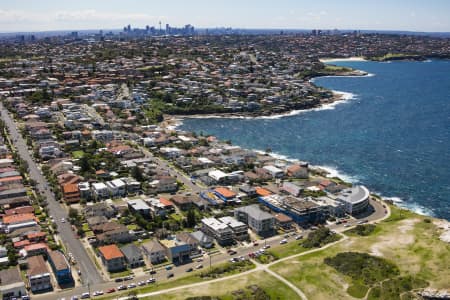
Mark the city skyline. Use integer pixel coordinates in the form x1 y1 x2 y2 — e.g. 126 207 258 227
1 0 450 33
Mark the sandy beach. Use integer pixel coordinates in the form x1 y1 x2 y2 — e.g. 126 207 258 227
319 56 367 63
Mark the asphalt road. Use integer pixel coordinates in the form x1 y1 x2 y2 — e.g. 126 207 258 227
0 102 104 286
32 198 389 300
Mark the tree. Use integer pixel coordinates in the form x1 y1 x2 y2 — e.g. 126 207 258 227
68 207 79 220
131 166 144 182
79 155 91 173
186 209 197 228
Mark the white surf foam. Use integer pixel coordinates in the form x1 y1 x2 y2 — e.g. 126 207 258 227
315 165 360 183
253 149 300 163
379 195 435 217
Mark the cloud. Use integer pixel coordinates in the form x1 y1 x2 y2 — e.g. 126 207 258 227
307 11 328 19
0 9 167 31
54 10 164 23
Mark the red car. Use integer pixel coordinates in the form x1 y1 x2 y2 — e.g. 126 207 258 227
106 288 116 293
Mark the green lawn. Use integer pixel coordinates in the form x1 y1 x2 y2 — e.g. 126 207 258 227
127 224 139 231
109 269 133 279
103 271 299 300
82 223 90 232
99 261 256 300
72 150 85 159
269 242 308 258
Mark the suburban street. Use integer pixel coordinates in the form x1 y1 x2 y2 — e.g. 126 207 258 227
0 101 388 299
0 102 105 286
31 198 388 300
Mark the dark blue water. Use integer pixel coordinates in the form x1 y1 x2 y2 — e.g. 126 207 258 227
181 60 450 220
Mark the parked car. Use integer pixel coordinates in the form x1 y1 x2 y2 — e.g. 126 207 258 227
127 283 136 289
146 278 156 284
117 285 127 291
195 264 203 269
167 273 174 278
106 288 115 293
186 267 193 272
280 239 288 244
80 293 90 299
165 265 172 270
93 290 103 297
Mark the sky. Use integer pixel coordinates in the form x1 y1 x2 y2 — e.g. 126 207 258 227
1 0 450 33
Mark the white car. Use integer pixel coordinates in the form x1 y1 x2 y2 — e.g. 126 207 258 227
61 217 66 223
93 290 103 296
146 278 156 284
280 239 288 244
127 283 136 289
138 281 146 286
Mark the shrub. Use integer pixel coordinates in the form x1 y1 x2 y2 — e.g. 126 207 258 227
324 252 399 286
346 224 376 236
302 227 340 248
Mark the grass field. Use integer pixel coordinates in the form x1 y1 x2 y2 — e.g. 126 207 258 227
72 150 85 159
139 271 300 300
99 261 256 300
268 241 308 258
269 205 450 299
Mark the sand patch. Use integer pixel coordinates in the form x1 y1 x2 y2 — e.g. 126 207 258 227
370 218 419 257
433 219 450 243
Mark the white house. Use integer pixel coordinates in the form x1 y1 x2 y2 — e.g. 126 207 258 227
106 179 126 198
92 182 110 199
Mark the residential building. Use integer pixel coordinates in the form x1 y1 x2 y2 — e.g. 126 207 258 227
190 231 214 248
106 179 126 198
120 244 144 268
176 232 200 256
98 244 126 272
62 183 80 203
141 240 166 264
27 255 52 293
234 205 275 237
262 165 284 178
219 216 249 241
127 199 151 217
94 223 134 245
0 267 27 300
92 182 110 200
336 185 370 215
48 250 73 285
83 202 115 218
160 239 191 265
286 163 309 179
274 213 294 230
201 217 233 246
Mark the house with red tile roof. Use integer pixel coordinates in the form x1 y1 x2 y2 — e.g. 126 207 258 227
62 183 80 203
2 213 36 225
98 244 126 272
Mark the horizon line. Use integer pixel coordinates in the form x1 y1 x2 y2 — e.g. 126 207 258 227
2 27 450 35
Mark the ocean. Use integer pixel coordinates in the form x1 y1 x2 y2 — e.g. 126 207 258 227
180 59 450 220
